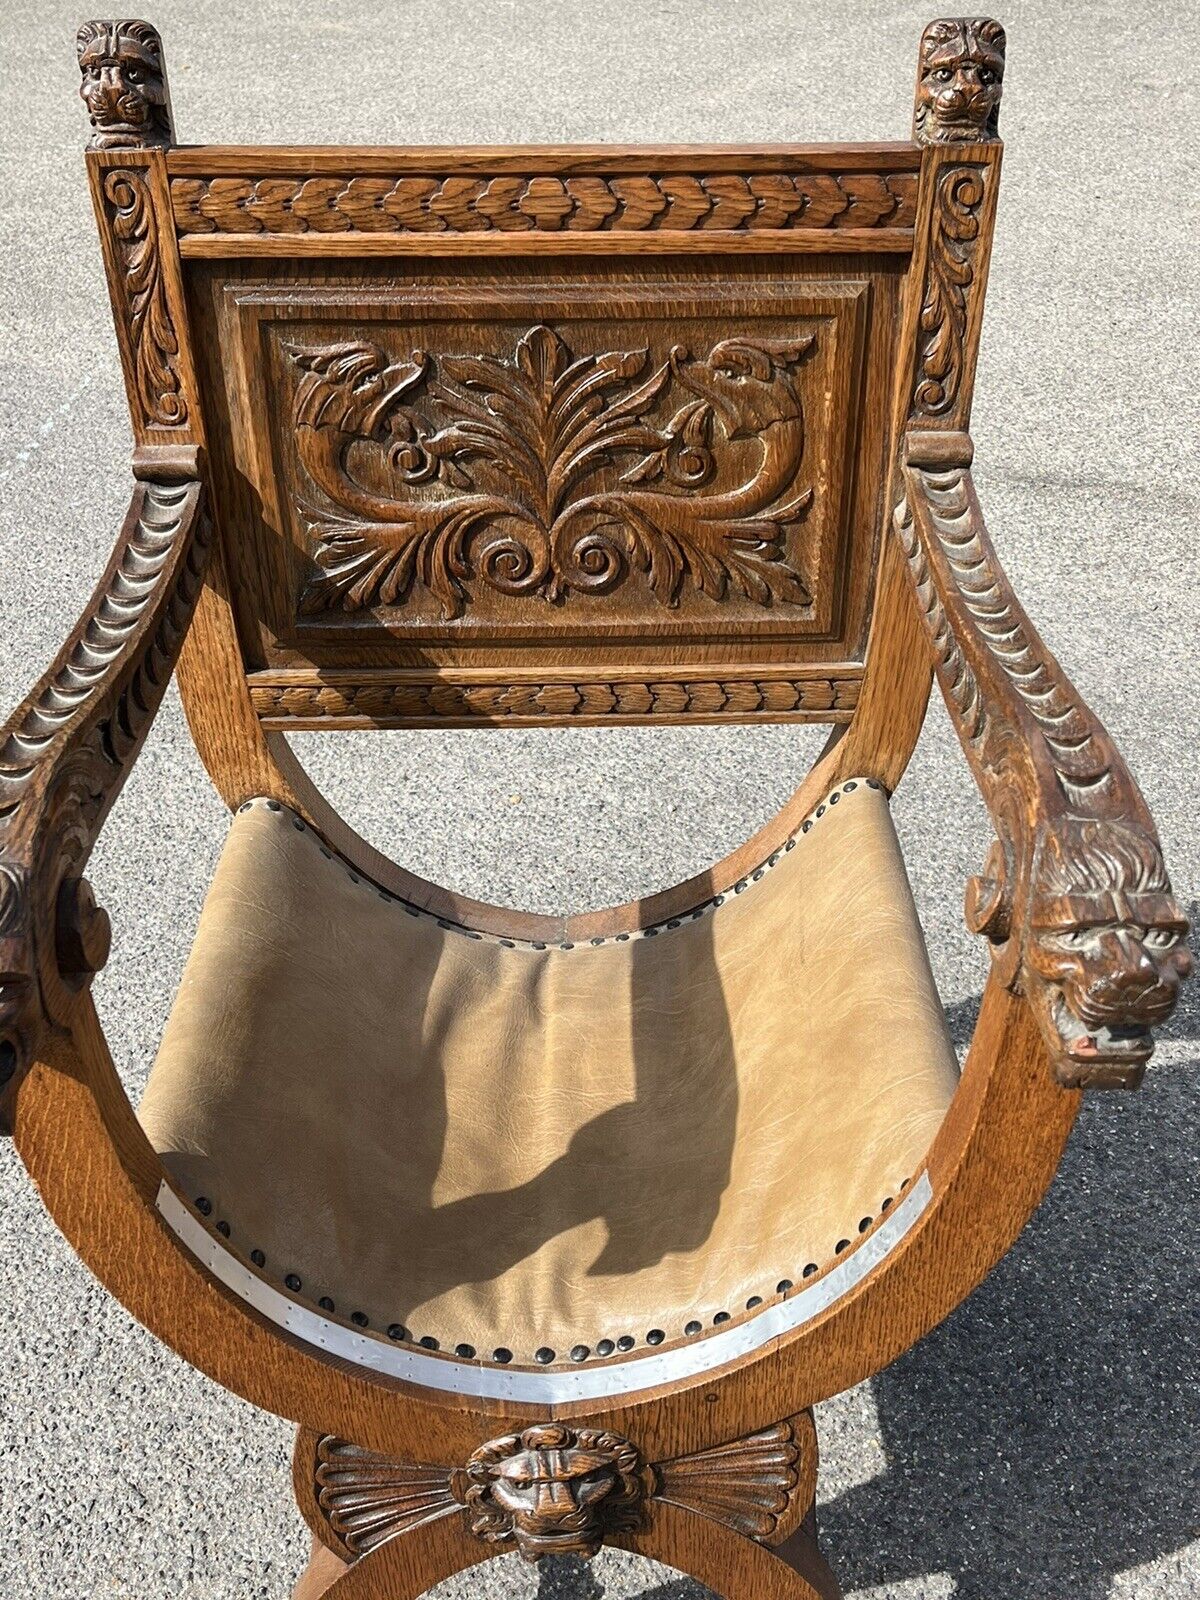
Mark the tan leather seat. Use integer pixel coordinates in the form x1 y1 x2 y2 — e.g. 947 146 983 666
139 779 958 1369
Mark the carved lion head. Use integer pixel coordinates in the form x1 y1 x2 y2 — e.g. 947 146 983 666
1025 818 1191 1085
76 20 172 149
461 1424 648 1561
914 18 1006 144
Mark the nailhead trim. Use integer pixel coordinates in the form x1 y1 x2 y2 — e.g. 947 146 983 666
233 777 887 954
208 776 902 1365
185 1178 912 1368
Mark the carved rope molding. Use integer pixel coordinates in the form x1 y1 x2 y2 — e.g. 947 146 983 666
0 478 209 1107
289 323 817 620
894 446 1190 1088
307 1414 815 1566
249 676 861 725
102 167 189 430
170 170 918 236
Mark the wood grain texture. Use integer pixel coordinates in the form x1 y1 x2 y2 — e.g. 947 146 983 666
896 441 1190 1086
2 17 1190 1600
0 469 208 1122
172 169 918 238
77 19 174 151
295 1409 815 1567
247 669 861 729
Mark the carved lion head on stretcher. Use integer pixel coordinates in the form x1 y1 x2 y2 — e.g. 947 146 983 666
460 1423 649 1561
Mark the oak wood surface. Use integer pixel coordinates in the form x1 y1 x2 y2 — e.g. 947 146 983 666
0 13 1189 1598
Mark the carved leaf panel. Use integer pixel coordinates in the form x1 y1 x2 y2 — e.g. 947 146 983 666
240 286 867 640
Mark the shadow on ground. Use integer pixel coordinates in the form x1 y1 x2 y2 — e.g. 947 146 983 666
528 966 1200 1599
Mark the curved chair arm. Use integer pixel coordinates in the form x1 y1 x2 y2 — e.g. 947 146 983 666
894 429 1190 1089
0 451 209 1123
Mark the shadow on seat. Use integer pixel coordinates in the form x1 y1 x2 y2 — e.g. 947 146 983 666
137 779 957 1370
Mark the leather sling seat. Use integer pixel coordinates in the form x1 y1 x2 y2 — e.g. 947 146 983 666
138 778 958 1372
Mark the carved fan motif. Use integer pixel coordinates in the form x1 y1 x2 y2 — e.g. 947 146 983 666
284 323 816 619
314 1437 461 1556
654 1418 810 1543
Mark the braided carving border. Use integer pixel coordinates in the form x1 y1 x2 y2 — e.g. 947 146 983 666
170 170 918 236
248 675 861 724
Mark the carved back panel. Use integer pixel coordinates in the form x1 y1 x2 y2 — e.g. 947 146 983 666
80 21 1006 731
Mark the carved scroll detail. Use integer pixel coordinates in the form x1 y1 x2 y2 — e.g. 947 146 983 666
895 454 1191 1087
77 19 174 150
248 675 860 726
913 17 1006 145
101 168 188 429
0 478 209 1109
303 1413 816 1567
171 170 918 235
287 324 816 619
913 165 988 418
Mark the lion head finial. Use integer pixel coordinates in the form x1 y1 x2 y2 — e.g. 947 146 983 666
76 20 173 150
914 18 1006 144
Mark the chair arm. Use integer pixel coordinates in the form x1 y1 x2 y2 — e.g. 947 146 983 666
894 430 1190 1089
0 453 209 1120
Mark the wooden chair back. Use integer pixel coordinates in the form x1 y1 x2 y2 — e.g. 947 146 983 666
82 18 1004 749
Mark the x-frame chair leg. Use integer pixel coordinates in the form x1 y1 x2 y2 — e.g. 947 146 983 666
292 1409 843 1598
291 1502 844 1599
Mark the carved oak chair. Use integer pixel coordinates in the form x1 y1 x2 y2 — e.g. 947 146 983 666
1 16 1190 1598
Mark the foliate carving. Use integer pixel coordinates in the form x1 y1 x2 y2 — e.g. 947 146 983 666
914 165 987 418
102 169 188 429
654 1415 816 1544
303 1414 817 1566
77 20 173 150
895 456 1191 1086
248 675 861 725
170 170 918 236
913 18 1006 145
0 479 208 1101
287 324 815 619
462 1425 650 1562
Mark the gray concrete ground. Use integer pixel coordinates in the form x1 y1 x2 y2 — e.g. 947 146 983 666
1 2 1197 1596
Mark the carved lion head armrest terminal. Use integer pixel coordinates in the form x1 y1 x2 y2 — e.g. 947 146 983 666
896 434 1191 1089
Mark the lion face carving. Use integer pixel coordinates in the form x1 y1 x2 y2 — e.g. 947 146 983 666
1024 819 1191 1084
76 20 173 150
461 1424 648 1561
914 18 1006 144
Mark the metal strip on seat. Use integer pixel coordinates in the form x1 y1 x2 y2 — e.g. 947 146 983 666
156 1171 933 1403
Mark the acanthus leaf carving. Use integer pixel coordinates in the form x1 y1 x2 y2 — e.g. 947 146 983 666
247 673 861 726
0 479 209 1105
895 456 1192 1087
913 165 987 419
102 168 188 430
286 324 816 620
